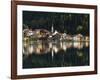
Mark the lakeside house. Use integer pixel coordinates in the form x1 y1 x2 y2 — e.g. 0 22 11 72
73 34 84 41
85 36 89 41
23 28 89 42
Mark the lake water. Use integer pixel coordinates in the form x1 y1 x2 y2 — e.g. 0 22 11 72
23 40 89 68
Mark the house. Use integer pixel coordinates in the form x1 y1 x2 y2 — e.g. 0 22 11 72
23 29 34 37
85 36 89 41
33 29 50 40
50 30 61 41
73 34 83 41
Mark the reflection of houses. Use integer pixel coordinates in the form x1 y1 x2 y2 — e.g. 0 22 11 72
23 40 89 56
73 42 84 49
33 42 50 54
23 41 61 55
23 41 50 55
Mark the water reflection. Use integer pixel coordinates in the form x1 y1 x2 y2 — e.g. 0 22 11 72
23 40 89 68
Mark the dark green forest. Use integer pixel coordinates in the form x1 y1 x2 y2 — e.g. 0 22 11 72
23 11 90 36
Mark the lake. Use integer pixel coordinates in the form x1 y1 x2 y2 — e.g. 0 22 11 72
23 40 89 68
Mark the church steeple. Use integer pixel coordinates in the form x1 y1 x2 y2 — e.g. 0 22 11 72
51 23 54 33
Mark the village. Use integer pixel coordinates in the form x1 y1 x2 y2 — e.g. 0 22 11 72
23 26 89 42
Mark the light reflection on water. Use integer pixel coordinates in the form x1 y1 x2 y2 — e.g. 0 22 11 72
23 41 89 68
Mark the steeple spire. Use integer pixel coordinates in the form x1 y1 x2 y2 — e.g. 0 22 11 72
51 23 54 33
